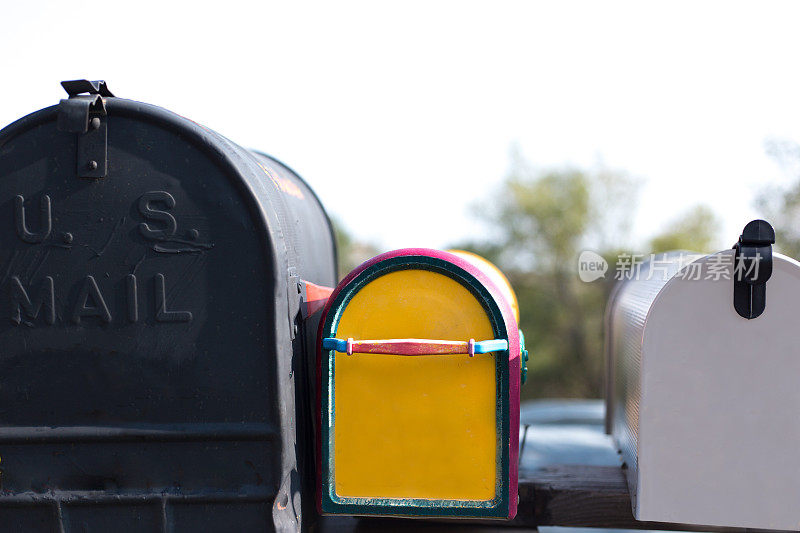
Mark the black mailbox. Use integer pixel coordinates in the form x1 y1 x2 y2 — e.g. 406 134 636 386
0 81 336 532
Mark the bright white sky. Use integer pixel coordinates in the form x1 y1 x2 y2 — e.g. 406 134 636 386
3 1 800 252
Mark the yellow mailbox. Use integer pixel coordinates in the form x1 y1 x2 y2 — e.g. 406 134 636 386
317 248 522 519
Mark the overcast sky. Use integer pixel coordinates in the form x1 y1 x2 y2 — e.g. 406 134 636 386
3 1 800 252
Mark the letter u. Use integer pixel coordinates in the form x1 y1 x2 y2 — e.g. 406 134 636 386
15 195 52 243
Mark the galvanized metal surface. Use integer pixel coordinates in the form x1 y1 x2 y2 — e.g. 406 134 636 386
604 252 692 512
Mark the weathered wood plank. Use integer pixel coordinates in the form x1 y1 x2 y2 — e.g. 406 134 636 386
317 465 788 532
512 464 785 533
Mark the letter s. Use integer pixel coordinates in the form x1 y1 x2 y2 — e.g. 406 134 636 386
138 191 177 240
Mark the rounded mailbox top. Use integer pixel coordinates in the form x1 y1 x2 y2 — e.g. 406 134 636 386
0 93 335 428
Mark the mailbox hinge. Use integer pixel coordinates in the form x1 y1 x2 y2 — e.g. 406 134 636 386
732 219 775 320
57 79 115 179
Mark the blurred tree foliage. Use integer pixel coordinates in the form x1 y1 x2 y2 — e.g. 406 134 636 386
332 152 727 399
649 205 721 254
756 139 800 258
331 216 380 281
453 153 721 399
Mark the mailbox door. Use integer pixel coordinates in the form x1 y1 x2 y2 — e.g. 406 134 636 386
318 249 519 519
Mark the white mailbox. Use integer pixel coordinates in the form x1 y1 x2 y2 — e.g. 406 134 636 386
606 220 800 530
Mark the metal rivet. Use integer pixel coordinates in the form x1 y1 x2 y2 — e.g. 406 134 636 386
87 160 98 170
89 117 101 130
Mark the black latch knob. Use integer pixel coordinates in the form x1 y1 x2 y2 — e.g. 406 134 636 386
732 219 775 319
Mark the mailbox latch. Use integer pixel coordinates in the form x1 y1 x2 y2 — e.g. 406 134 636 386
57 79 114 179
732 219 775 320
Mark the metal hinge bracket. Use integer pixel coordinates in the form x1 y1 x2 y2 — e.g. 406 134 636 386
57 79 115 179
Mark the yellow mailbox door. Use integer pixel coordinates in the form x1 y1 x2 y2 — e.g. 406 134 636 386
317 249 520 519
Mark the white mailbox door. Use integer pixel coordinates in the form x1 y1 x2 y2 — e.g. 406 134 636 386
639 251 800 530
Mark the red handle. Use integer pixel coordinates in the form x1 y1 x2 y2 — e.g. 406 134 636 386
346 338 475 356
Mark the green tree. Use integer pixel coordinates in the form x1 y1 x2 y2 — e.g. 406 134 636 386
453 156 640 399
756 139 800 258
331 216 380 281
648 205 721 254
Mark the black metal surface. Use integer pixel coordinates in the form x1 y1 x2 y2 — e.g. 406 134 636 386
0 84 337 532
732 219 775 319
